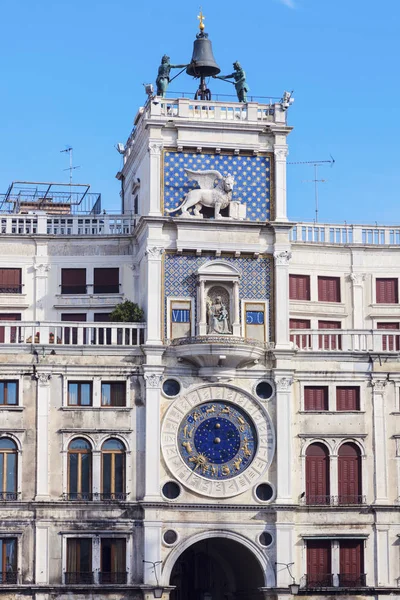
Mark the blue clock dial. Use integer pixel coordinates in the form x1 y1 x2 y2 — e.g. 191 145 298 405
178 401 257 480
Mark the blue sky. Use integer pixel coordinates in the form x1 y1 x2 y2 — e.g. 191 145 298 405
0 0 398 223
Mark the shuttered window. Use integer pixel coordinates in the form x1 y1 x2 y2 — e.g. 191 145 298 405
0 269 21 294
339 540 364 587
307 540 332 587
61 269 86 294
0 313 21 344
94 269 119 294
290 318 311 349
377 322 400 351
289 274 310 300
304 386 329 411
318 276 341 302
336 387 360 411
338 443 361 504
305 443 330 506
376 278 398 304
318 320 342 350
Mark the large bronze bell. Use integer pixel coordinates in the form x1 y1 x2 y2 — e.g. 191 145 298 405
186 34 220 79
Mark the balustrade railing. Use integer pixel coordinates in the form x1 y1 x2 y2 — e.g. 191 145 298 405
290 329 400 353
62 492 129 502
0 214 135 236
0 492 20 501
99 572 127 584
301 574 334 588
64 572 94 585
300 494 366 506
291 222 400 246
0 572 18 584
301 573 366 589
338 573 367 587
0 321 145 347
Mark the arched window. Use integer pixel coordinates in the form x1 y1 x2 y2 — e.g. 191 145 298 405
0 438 17 500
305 443 330 505
101 439 126 500
68 438 92 501
338 443 362 504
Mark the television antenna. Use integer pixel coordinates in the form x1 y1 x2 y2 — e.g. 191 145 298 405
60 146 80 185
288 156 335 222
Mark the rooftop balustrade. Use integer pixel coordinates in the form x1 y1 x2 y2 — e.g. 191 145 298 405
0 214 135 236
291 222 400 246
290 329 400 353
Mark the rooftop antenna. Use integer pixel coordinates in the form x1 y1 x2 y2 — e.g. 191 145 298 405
60 146 80 185
288 156 335 223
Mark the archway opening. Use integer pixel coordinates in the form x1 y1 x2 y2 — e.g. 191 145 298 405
170 537 265 600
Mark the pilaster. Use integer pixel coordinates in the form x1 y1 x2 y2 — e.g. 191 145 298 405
273 145 288 221
273 250 292 350
370 379 389 503
349 272 366 329
35 525 49 583
275 523 294 586
275 374 294 502
33 263 50 322
35 372 51 500
143 368 164 501
148 142 163 216
145 246 164 345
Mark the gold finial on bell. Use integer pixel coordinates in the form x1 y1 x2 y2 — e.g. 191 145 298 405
197 8 205 32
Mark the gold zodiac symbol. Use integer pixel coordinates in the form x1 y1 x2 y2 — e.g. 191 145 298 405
182 441 193 453
220 406 230 414
233 457 242 471
189 453 208 471
206 405 216 414
242 438 252 457
222 466 230 476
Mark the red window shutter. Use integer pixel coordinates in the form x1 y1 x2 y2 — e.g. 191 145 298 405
93 268 119 294
318 276 341 302
94 313 112 322
377 322 400 351
61 269 86 294
306 443 330 504
290 319 311 329
336 387 360 411
307 541 331 585
0 269 21 292
318 320 342 350
290 319 311 350
304 387 328 411
61 314 87 322
376 278 398 304
338 443 361 504
289 275 310 301
340 540 363 584
0 313 21 344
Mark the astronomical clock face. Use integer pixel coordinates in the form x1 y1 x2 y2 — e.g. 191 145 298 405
161 385 275 498
178 402 257 480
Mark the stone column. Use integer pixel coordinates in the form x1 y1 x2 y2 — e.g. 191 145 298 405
273 144 288 221
143 369 164 501
376 527 390 586
145 247 164 345
33 263 50 322
330 453 338 499
232 280 240 336
35 525 49 583
148 142 163 216
349 273 366 330
36 373 51 500
274 250 292 350
275 375 294 503
198 280 206 335
92 451 101 497
275 523 294 586
370 379 388 503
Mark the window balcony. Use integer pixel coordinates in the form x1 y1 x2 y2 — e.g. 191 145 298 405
64 572 94 585
62 492 129 502
338 573 366 588
0 492 20 501
301 574 334 589
291 329 400 353
0 572 18 584
99 572 127 585
301 573 367 589
300 494 367 506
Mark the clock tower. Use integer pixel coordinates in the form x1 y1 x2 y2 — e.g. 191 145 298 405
119 18 294 599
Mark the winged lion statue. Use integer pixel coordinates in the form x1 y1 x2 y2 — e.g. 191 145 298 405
165 169 235 219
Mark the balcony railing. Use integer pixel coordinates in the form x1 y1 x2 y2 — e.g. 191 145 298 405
291 222 400 246
301 574 334 589
0 492 20 501
0 214 135 236
99 572 127 584
291 329 400 353
0 321 145 347
62 492 129 502
338 573 366 587
65 572 94 585
0 285 22 294
300 494 366 506
0 571 18 584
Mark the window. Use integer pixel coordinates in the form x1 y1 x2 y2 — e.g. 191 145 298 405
305 443 330 505
61 269 86 294
339 540 365 587
336 387 360 411
338 443 362 505
290 318 311 349
0 538 17 583
377 322 400 351
306 540 332 587
0 381 18 406
94 313 112 345
376 278 398 304
289 274 310 300
68 382 92 406
93 268 119 294
66 538 93 584
101 439 126 500
0 269 21 294
304 386 328 411
100 539 126 584
61 314 87 345
101 383 126 407
0 439 17 500
318 276 341 302
0 314 21 344
67 439 92 500
318 320 341 350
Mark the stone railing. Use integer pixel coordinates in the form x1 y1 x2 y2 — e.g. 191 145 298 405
291 329 400 352
0 321 145 347
0 214 135 236
290 222 400 245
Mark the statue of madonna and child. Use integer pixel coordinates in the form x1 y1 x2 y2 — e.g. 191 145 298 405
207 295 231 335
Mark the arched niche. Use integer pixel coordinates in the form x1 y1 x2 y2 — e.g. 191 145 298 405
197 261 241 336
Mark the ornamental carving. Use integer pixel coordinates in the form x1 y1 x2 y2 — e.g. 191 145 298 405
349 273 366 285
273 250 292 266
370 379 387 394
145 247 164 259
36 373 51 386
149 142 163 156
274 146 288 160
144 373 163 389
34 263 51 276
275 377 293 392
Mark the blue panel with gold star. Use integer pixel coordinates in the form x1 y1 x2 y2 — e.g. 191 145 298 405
177 401 257 480
163 151 271 221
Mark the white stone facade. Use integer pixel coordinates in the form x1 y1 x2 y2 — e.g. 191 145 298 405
0 95 399 600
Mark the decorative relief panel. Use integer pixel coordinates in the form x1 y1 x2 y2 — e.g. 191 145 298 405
163 150 272 221
161 384 275 498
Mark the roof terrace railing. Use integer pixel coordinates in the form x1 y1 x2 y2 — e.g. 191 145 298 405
290 222 400 245
290 329 400 353
0 214 135 236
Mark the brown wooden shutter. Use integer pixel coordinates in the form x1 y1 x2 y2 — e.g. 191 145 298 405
0 313 21 344
377 322 400 350
289 275 310 300
318 276 341 302
61 269 86 294
0 269 21 293
318 320 342 350
306 443 330 505
336 387 360 411
290 318 311 349
338 443 361 504
304 387 328 411
307 540 332 586
339 540 363 586
94 268 119 294
376 278 398 304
